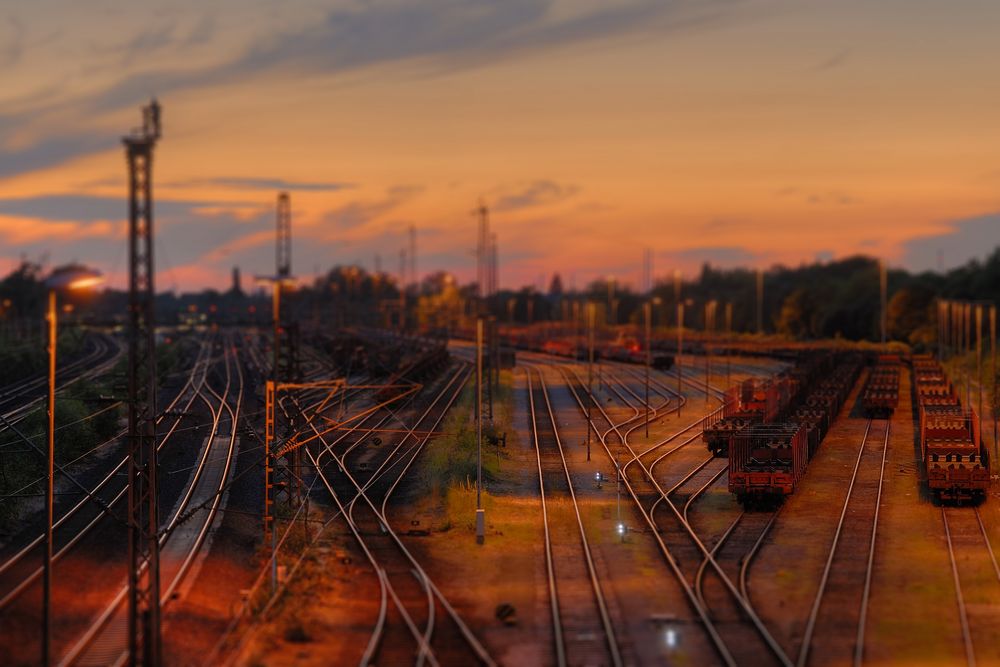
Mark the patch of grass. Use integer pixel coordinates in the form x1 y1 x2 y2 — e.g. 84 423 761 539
420 370 518 495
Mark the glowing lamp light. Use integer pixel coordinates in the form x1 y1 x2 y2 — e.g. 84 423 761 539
665 628 678 649
44 267 103 292
617 523 625 536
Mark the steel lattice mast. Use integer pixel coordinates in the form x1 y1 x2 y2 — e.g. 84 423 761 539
277 191 291 279
124 98 162 666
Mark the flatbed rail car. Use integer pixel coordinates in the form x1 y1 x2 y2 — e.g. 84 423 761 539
862 355 901 417
912 354 990 501
730 354 862 506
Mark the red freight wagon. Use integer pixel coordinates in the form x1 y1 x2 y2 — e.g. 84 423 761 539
729 423 807 507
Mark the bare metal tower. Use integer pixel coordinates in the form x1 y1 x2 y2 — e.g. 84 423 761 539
124 98 162 667
277 192 291 279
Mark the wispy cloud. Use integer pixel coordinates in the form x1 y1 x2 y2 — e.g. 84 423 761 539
809 48 850 72
321 185 423 231
0 193 258 222
775 186 856 206
1 16 25 67
0 0 734 177
493 180 579 212
163 176 355 193
671 245 757 266
0 215 114 244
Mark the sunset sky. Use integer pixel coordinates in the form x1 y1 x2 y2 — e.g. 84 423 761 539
1 0 999 292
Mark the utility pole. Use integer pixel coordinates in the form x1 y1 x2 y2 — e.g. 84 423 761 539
645 301 651 439
977 305 983 450
124 98 162 667
673 270 681 321
938 300 945 361
705 301 716 404
475 200 489 302
643 247 653 295
490 232 498 300
756 268 764 334
43 291 55 667
409 224 417 291
879 259 887 345
677 303 684 418
725 302 733 389
587 302 595 462
965 302 971 406
991 305 997 458
476 318 485 544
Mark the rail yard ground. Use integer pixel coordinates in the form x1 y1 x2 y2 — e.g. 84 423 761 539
4 332 1000 667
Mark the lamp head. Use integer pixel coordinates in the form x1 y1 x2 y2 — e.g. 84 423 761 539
45 266 103 291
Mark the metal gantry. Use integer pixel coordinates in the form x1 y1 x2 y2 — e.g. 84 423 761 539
124 98 162 667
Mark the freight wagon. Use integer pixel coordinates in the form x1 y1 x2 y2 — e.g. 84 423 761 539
912 354 990 502
729 353 862 506
861 355 900 417
729 423 807 506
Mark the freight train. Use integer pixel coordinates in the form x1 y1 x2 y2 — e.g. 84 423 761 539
703 352 834 457
912 354 990 502
728 353 863 507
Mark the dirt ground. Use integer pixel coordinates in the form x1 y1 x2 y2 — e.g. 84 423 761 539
221 352 1000 667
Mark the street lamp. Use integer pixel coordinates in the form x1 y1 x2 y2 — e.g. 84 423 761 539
676 303 684 418
587 302 595 462
42 266 103 666
476 317 486 544
645 297 661 438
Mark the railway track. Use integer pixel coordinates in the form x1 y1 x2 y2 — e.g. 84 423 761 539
609 367 786 654
0 332 122 429
795 419 890 667
942 506 1000 667
0 336 213 619
56 333 244 666
524 364 623 667
300 362 495 667
557 362 792 667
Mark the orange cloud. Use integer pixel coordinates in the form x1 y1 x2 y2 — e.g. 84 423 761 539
0 215 114 244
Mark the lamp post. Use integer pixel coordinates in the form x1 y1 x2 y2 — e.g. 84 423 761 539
42 267 102 666
476 317 485 544
704 301 717 405
725 302 733 390
977 305 983 449
879 259 887 346
991 305 997 459
756 268 763 335
587 302 595 462
645 301 651 439
677 303 684 418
